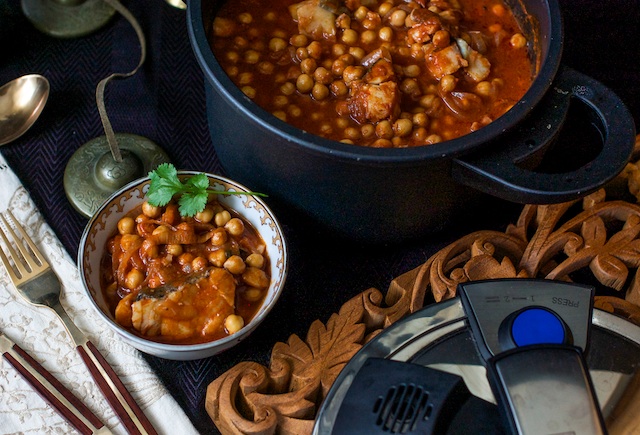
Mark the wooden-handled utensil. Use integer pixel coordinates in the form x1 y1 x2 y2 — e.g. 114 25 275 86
0 210 158 435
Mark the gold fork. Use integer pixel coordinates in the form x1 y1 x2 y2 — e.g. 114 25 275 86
0 210 158 435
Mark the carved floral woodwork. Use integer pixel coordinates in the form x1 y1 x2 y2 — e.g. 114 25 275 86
207 137 640 434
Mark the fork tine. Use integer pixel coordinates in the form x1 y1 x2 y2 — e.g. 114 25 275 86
0 211 47 281
0 213 29 281
4 211 47 268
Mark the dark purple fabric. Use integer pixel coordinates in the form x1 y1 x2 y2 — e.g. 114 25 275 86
1 1 638 433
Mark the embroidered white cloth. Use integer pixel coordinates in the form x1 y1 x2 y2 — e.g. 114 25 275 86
0 153 199 435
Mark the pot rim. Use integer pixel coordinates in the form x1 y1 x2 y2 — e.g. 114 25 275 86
187 0 564 164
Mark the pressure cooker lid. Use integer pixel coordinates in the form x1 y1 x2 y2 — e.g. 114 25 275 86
314 279 640 434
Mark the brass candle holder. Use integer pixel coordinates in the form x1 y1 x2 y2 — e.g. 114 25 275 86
64 0 171 218
21 0 116 38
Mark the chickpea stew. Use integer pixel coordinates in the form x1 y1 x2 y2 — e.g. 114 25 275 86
210 0 534 148
101 198 270 345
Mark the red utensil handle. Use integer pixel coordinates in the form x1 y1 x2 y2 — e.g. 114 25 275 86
77 340 158 435
3 344 107 435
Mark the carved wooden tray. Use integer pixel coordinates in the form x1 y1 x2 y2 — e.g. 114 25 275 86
207 136 640 435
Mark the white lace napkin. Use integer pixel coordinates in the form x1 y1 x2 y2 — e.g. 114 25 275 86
0 153 199 435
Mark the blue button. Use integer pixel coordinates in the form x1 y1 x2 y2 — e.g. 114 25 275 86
511 308 565 346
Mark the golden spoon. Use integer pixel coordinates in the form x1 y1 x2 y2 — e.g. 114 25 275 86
0 74 49 146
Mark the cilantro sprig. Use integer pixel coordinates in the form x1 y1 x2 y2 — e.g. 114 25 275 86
147 163 267 217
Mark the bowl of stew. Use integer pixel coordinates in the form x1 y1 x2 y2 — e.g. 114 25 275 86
78 172 288 360
188 0 635 243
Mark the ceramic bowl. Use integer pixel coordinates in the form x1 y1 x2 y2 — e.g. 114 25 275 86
78 171 288 360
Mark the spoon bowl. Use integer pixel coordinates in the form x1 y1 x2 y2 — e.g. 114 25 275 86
0 74 50 146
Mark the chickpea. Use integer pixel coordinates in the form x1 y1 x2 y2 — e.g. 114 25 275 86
510 33 527 48
344 127 361 140
257 61 274 75
342 65 365 84
242 86 255 99
307 41 322 59
432 30 450 49
243 50 260 64
242 287 263 302
224 255 246 275
226 65 239 78
341 29 358 45
237 12 252 24
225 217 245 236
215 210 231 227
296 47 309 61
361 124 375 139
142 202 161 218
192 256 208 272
242 267 270 288
225 314 244 334
120 234 141 250
213 17 237 37
371 138 393 148
300 58 317 75
269 37 287 52
389 9 407 27
320 123 333 135
225 51 239 63
394 118 413 137
476 80 493 97
296 74 314 93
332 43 347 56
117 216 136 235
426 134 443 144
237 72 253 85
376 120 394 139
361 30 377 44
354 6 368 21
400 78 420 96
208 249 227 267
348 47 366 61
166 243 183 256
210 227 228 246
336 117 349 129
312 83 330 100
273 95 288 107
273 110 287 121
331 80 348 97
413 127 429 142
288 105 302 117
331 59 347 76
378 2 393 15
233 36 248 49
440 74 457 93
245 253 265 269
124 269 144 290
313 67 332 85
403 64 421 78
177 252 195 267
491 3 506 16
290 34 308 47
280 82 296 96
413 112 429 128
194 206 214 223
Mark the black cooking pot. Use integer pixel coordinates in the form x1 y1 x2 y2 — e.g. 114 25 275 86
187 0 636 243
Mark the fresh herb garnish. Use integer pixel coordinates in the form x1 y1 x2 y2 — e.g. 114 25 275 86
147 163 267 217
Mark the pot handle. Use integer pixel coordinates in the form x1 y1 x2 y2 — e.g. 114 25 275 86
452 66 636 204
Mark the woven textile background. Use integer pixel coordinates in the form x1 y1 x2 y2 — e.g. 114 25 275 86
1 0 638 433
